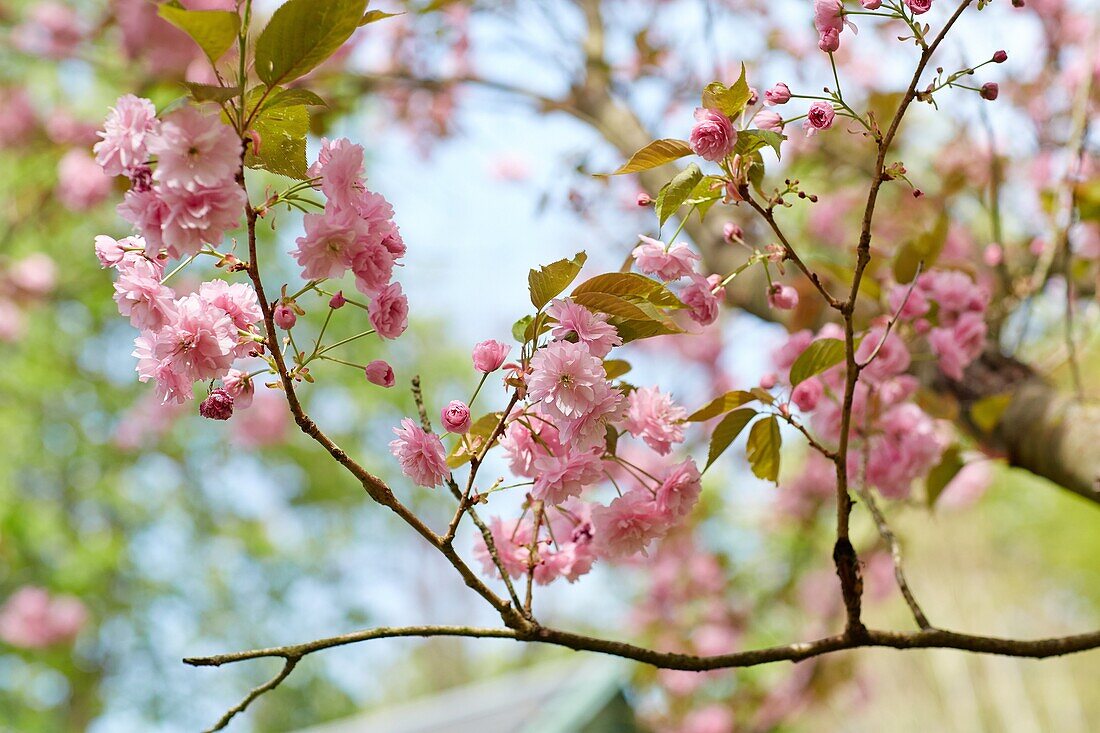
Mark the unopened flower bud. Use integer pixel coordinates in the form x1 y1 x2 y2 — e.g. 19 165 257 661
329 291 346 309
723 222 743 242
441 400 472 434
980 82 999 100
199 388 234 421
273 303 297 329
992 50 1007 63
636 193 652 206
364 359 395 387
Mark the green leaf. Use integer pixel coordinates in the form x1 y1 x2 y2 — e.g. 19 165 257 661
572 272 683 308
734 129 786 159
655 163 703 227
512 315 534 343
360 9 403 24
246 102 309 180
264 88 328 110
446 412 504 469
687 390 757 422
701 64 751 117
183 82 243 103
970 393 1012 434
746 416 782 483
158 5 240 63
893 214 949 284
529 251 587 310
705 408 756 470
789 338 846 387
255 0 367 87
602 359 632 379
605 139 692 175
572 292 656 321
612 318 683 343
926 445 963 506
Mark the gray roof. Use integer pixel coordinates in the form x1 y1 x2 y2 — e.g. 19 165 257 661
291 658 639 733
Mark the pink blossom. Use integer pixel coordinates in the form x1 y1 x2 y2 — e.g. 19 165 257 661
94 235 131 268
309 138 367 212
148 106 241 189
557 380 624 451
791 377 823 412
231 391 290 447
133 293 237 403
861 0 883 7
654 459 702 520
803 102 836 136
156 180 246 258
9 254 57 298
764 83 792 105
886 282 930 320
546 298 622 357
679 705 735 733
813 0 855 51
0 87 37 149
855 325 911 383
273 304 296 330
916 270 988 324
389 417 448 488
292 206 368 280
198 279 261 332
689 107 737 162
865 403 945 499
472 339 510 372
365 359 395 388
0 587 87 648
983 243 1004 266
117 188 170 253
113 254 175 331
755 110 785 133
94 95 158 176
473 516 532 579
527 340 607 420
592 490 667 559
369 282 409 340
928 311 986 380
222 369 254 408
632 236 701 281
768 283 799 310
352 240 397 296
680 274 721 326
199 388 234 420
441 400 472 434
937 460 993 509
532 448 603 504
14 3 85 59
624 386 686 455
904 0 933 14
57 149 111 211
773 329 814 372
501 410 563 477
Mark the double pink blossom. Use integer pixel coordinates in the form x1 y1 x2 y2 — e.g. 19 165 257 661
689 107 737 162
368 282 409 340
546 298 622 358
389 418 448 488
623 386 687 455
94 95 159 176
632 237 701 281
472 339 510 372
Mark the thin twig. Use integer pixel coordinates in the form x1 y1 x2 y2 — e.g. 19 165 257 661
856 485 932 629
202 657 298 732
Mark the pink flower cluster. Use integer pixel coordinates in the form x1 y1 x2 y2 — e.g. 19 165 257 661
96 234 264 404
388 298 703 584
0 254 57 343
96 98 246 259
772 319 947 499
0 586 87 649
887 270 990 380
293 138 409 339
630 237 722 328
